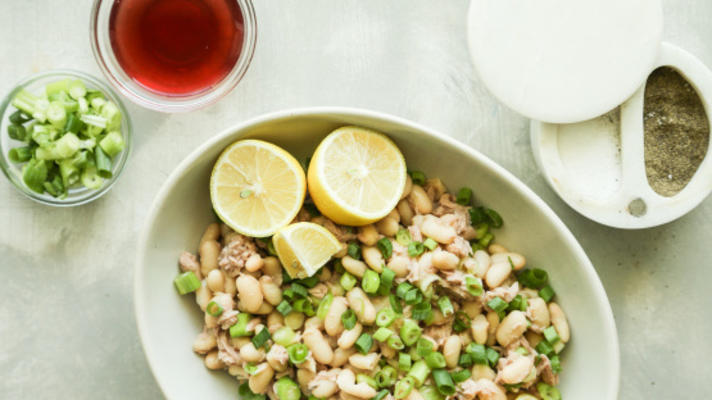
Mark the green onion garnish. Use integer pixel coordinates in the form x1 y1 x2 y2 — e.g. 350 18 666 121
412 301 432 321
518 268 549 288
252 327 271 348
425 351 447 369
376 307 397 327
419 385 444 400
229 313 252 338
373 389 389 400
375 366 397 388
274 377 301 400
389 294 403 314
373 327 394 342
550 355 562 374
341 309 357 330
486 347 500 367
287 343 309 364
362 269 381 294
466 343 488 365
408 170 426 185
432 369 455 395
479 233 494 247
450 369 471 383
456 187 472 205
452 311 470 333
399 319 421 346
340 272 358 291
272 326 296 347
347 243 362 260
404 288 422 305
394 376 415 399
395 228 411 245
437 296 454 317
377 267 396 296
539 285 556 302
396 282 414 299
355 333 373 354
387 335 405 350
357 374 378 389
458 353 473 367
377 238 393 259
276 300 292 316
407 360 431 386
537 383 562 400
465 276 484 297
408 241 425 257
173 271 201 295
316 293 333 320
238 382 266 400
543 326 561 344
291 283 309 298
399 353 412 371
423 238 438 250
206 301 224 317
243 362 258 375
416 337 434 357
508 294 528 312
484 208 503 228
487 297 508 313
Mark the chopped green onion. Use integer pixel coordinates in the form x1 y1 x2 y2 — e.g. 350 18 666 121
474 223 489 239
396 228 411 245
291 283 309 298
466 343 487 365
423 238 438 250
404 288 422 305
486 347 500 367
518 268 549 289
425 351 447 369
450 369 471 383
317 292 333 319
487 297 508 313
452 311 470 333
276 300 293 316
9 110 31 124
340 272 358 291
362 269 381 294
94 146 112 179
8 146 33 163
375 366 397 388
458 353 473 367
469 207 486 225
252 327 271 348
437 296 454 317
539 285 556 302
355 333 373 354
412 302 432 321
357 374 378 389
416 337 434 357
537 383 562 400
347 243 362 260
238 382 266 400
456 187 472 205
206 301 224 317
387 334 405 350
484 208 503 228
432 369 455 395
297 274 320 288
396 282 414 298
287 343 309 364
515 346 529 356
293 298 314 316
8 124 27 141
408 241 425 257
549 355 562 374
274 377 301 400
543 326 560 344
400 319 421 346
419 385 444 400
408 170 426 185
536 340 554 357
465 276 484 297
376 307 397 327
373 389 389 400
399 353 412 371
377 237 393 259
373 327 394 342
173 271 201 295
394 376 415 399
377 267 396 296
389 294 403 314
272 326 296 346
508 294 528 312
229 313 253 338
341 309 357 330
479 233 494 247
408 360 431 386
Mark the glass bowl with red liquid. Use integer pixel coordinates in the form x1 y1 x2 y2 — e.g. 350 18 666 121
91 0 256 112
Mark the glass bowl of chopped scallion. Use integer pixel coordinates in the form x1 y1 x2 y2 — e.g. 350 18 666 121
0 69 131 206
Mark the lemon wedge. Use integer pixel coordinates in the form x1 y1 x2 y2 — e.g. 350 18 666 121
273 222 342 278
307 126 407 226
210 139 306 237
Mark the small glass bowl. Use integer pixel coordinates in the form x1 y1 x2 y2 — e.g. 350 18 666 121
0 69 132 207
90 0 257 113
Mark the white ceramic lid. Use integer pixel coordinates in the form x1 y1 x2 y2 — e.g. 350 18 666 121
467 0 663 123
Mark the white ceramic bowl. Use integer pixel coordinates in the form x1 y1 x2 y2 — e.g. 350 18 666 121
135 108 620 399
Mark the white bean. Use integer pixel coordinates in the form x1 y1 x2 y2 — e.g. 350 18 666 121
297 369 315 392
303 328 334 365
325 296 349 336
462 301 482 319
472 379 506 400
284 312 305 330
193 331 216 354
470 314 489 345
491 252 526 270
305 316 323 330
496 311 528 347
405 389 425 400
525 331 544 348
311 379 338 398
195 282 212 311
485 260 511 288
262 256 282 278
337 368 377 399
342 256 367 278
421 216 456 244
252 301 273 315
346 288 376 325
408 185 432 214
199 239 220 276
240 342 265 363
387 256 409 277
431 249 460 270
443 335 462 368
357 225 379 246
206 269 224 292
486 311 499 346
348 353 379 370
199 222 221 248
204 313 217 329
204 350 225 370
236 274 263 313
266 311 284 333
487 244 508 254
266 344 288 372
245 253 264 272
222 271 237 296
500 356 534 384
331 347 356 367
549 302 570 343
379 341 396 358
527 297 550 329
362 246 384 272
401 175 413 200
248 363 274 394
471 364 496 381
472 250 491 278
338 323 363 349
376 217 399 237
397 199 414 226
259 276 283 306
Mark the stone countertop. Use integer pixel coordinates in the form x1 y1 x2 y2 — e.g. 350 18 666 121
1 0 710 398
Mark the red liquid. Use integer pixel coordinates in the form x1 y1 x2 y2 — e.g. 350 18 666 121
109 0 244 95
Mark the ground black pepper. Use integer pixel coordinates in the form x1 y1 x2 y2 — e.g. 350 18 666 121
643 67 709 197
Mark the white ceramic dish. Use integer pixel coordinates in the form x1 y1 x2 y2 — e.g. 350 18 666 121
135 108 619 399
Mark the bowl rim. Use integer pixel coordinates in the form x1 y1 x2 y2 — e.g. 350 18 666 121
0 68 132 207
134 106 620 398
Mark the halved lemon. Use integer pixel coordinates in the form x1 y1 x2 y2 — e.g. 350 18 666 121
273 222 342 278
307 126 407 226
210 139 306 237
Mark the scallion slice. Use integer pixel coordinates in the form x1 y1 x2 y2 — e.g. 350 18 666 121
229 313 253 338
362 269 381 294
486 297 508 313
408 241 425 257
252 327 271 348
316 292 333 320
377 237 393 259
287 343 309 364
456 187 472 205
396 228 411 245
437 296 454 317
173 271 200 295
341 309 357 330
400 319 421 346
432 369 455 395
423 238 438 250
206 301 224 317
355 333 373 354
276 300 292 316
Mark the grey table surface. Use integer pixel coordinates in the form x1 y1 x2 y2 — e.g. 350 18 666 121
1 0 711 398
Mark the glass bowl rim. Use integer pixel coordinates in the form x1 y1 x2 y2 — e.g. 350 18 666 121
89 0 257 113
0 68 133 207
